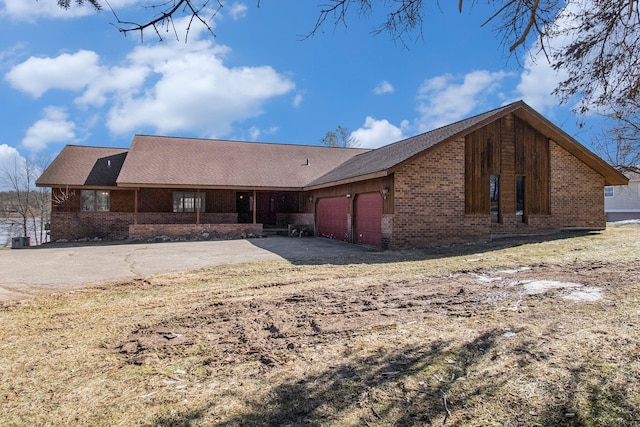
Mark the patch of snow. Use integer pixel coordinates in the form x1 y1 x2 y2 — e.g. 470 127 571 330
474 274 502 283
520 280 582 295
563 287 603 302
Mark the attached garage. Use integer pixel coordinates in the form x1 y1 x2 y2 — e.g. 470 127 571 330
355 192 382 247
317 197 349 241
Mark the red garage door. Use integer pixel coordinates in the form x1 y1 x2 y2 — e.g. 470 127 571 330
355 192 382 247
317 197 349 241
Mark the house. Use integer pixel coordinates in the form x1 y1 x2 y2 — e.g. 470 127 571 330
36 101 628 249
605 168 640 221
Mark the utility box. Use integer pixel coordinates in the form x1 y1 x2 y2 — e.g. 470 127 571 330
11 237 30 249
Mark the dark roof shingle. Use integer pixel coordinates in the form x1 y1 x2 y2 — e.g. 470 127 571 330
116 136 370 189
36 145 129 187
307 103 516 187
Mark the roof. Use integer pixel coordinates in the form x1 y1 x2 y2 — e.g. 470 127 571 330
307 101 628 187
36 145 129 187
116 135 369 189
36 101 628 190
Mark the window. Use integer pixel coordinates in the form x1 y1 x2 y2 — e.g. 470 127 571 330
173 192 205 212
604 186 614 198
490 175 500 223
81 190 110 211
516 176 525 223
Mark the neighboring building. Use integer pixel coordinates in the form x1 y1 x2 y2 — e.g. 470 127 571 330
605 169 640 221
36 101 628 249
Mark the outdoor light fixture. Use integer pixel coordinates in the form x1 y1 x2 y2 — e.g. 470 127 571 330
308 195 313 202
381 187 389 199
346 194 351 198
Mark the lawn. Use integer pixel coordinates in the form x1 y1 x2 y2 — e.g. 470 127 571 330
1 223 639 426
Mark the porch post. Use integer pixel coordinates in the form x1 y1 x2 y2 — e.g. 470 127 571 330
196 189 201 225
134 189 138 225
252 190 257 224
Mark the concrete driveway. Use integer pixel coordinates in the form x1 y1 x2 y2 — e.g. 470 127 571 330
0 237 377 302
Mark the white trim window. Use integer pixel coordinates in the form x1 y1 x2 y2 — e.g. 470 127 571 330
81 190 110 211
604 186 614 198
173 192 205 213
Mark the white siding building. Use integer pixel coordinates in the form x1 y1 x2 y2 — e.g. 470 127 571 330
605 169 640 221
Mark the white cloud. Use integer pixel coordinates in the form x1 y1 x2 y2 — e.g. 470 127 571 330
0 144 25 191
228 3 248 20
22 107 76 152
416 70 510 131
248 126 261 140
1 0 138 21
373 80 394 95
0 144 22 173
293 92 304 108
4 11 295 139
5 50 101 98
515 53 567 113
512 3 578 115
75 65 149 107
106 38 295 136
351 116 409 149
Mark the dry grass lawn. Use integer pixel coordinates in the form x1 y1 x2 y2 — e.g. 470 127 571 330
1 223 639 426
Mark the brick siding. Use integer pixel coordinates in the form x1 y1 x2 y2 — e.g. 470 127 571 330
129 223 263 240
390 136 607 249
549 141 606 229
392 138 488 248
50 212 241 241
50 212 134 241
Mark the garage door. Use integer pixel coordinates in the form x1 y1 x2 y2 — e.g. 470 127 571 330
355 192 382 247
317 197 349 241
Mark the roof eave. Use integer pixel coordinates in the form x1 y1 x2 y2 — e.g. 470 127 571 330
116 182 305 191
304 171 389 191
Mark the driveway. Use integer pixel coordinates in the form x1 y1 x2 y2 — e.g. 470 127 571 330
0 237 377 302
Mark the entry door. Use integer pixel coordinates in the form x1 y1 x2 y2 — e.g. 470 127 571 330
317 197 349 241
355 192 382 247
236 192 252 224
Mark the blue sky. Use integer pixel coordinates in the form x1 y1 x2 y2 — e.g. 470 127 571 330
0 1 598 182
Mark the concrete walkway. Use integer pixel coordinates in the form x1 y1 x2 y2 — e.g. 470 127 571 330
0 237 376 302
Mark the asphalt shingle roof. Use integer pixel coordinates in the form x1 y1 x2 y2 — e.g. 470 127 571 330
36 101 628 189
307 103 515 187
36 145 129 187
116 135 370 189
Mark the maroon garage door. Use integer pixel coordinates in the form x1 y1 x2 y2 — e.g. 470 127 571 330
355 192 382 247
317 197 349 241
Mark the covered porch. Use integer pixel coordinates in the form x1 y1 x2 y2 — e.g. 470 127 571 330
125 187 314 241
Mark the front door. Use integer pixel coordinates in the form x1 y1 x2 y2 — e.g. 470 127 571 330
236 192 252 223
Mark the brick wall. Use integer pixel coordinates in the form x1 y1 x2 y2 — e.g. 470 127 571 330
390 135 607 248
50 212 134 241
382 214 393 249
550 141 606 229
129 223 263 240
136 212 237 225
50 212 241 241
392 138 489 248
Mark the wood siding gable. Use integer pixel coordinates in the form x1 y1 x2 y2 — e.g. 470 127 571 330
465 115 550 217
